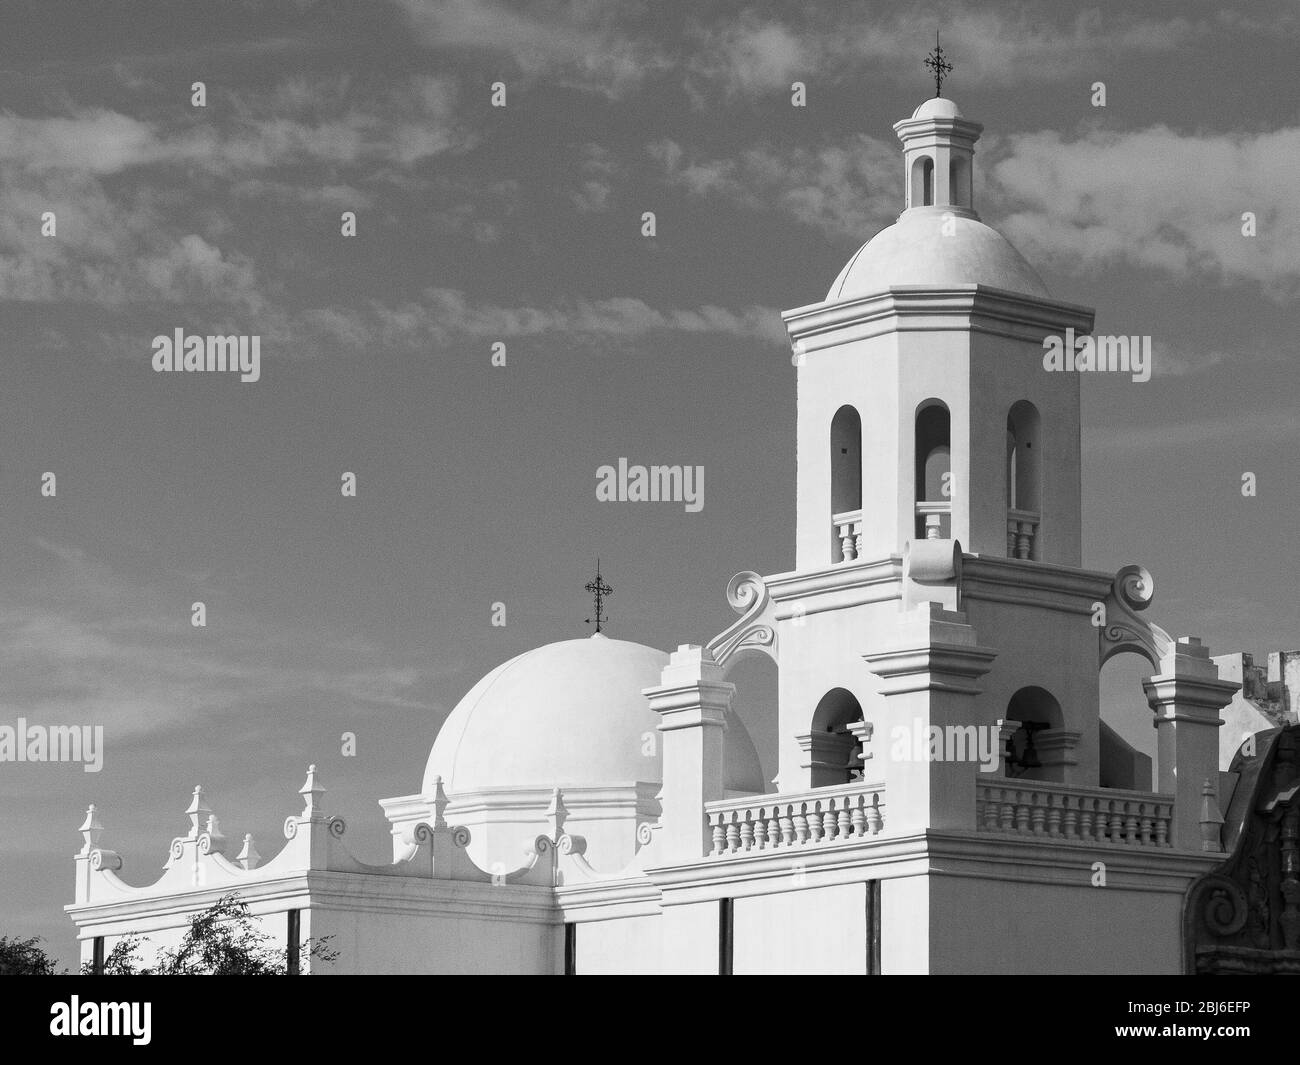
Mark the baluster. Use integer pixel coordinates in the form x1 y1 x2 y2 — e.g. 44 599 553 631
1138 803 1153 846
1123 801 1138 845
1109 801 1124 845
753 811 769 850
710 815 725 856
983 787 1001 831
779 806 795 846
792 806 809 844
839 525 856 563
739 814 754 851
1015 793 1031 834
866 794 883 835
850 795 867 837
807 803 824 844
1030 793 1047 835
1078 797 1094 841
1156 806 1170 847
1062 795 1079 840
1000 790 1016 832
726 816 740 853
1046 793 1063 837
822 803 838 842
837 797 852 839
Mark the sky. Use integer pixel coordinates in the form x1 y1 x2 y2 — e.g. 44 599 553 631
1 0 1298 967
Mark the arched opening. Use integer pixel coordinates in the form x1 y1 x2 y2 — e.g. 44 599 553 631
725 654 778 795
1006 400 1041 559
830 405 862 563
1004 686 1066 782
949 155 969 208
910 155 934 208
914 400 950 539
1099 655 1155 791
805 687 865 787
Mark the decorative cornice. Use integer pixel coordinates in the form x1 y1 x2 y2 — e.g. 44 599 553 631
783 285 1096 350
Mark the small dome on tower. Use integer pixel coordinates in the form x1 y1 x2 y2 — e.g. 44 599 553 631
824 96 1049 302
912 96 963 119
827 209 1049 301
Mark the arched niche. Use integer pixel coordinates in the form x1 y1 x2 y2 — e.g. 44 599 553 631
1004 685 1069 782
803 687 866 787
830 405 862 562
915 399 951 538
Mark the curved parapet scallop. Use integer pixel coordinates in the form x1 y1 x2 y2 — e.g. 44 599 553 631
707 571 778 671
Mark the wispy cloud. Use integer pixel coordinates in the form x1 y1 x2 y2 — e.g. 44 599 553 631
392 0 671 99
278 288 787 353
0 540 451 743
988 125 1300 297
648 134 899 241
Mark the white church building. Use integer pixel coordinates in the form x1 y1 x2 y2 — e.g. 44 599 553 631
67 94 1300 975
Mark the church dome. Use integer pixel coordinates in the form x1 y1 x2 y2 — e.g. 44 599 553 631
911 95 963 119
827 208 1050 301
422 634 765 796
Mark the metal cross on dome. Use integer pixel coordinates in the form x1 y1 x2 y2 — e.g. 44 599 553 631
924 32 953 97
584 560 612 633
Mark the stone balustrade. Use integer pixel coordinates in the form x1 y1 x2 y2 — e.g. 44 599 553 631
832 509 863 563
1006 508 1039 560
976 779 1173 847
705 780 885 857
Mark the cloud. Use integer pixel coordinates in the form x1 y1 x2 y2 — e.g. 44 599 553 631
571 144 619 213
648 134 899 240
0 76 468 308
0 540 450 743
391 0 671 98
394 288 788 346
987 125 1300 296
685 8 1204 98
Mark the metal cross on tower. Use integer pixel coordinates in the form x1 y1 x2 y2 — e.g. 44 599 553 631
584 560 612 633
924 32 953 97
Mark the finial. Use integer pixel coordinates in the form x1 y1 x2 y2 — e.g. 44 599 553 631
584 559 613 634
299 764 325 818
924 31 953 97
429 774 450 829
185 785 213 839
546 786 568 840
1199 777 1224 852
78 804 104 855
236 833 261 870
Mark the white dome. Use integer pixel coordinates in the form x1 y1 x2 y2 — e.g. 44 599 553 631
423 634 765 796
827 208 1049 301
912 96 962 119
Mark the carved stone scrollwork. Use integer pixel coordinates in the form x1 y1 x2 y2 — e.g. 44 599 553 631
327 815 347 839
1098 564 1174 669
1195 874 1249 937
558 833 586 856
451 825 472 849
283 816 300 840
706 571 778 670
90 848 122 872
1184 726 1300 973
